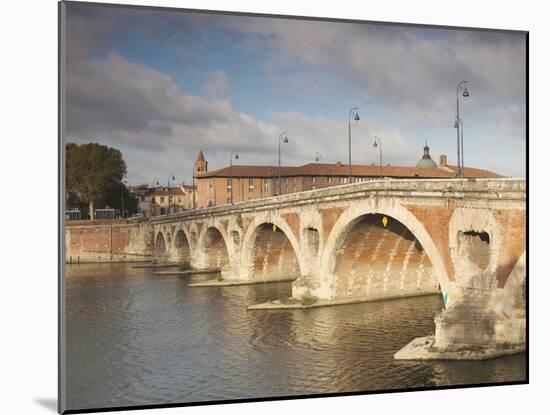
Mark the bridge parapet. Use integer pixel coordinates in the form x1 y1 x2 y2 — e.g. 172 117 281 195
150 178 525 224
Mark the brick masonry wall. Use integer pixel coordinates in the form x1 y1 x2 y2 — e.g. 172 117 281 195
333 215 439 299
404 204 456 281
250 224 300 279
495 209 526 288
202 228 230 269
66 221 153 263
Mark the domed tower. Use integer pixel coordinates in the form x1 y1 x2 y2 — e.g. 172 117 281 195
416 141 437 168
194 150 208 175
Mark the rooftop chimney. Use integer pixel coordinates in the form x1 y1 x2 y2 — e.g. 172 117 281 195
439 154 447 167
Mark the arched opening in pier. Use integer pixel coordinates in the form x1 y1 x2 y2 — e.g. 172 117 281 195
458 230 491 273
174 229 191 261
331 213 440 300
248 223 301 280
202 227 229 269
155 232 166 257
302 227 320 258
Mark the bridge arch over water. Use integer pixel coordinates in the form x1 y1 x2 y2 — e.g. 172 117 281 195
174 228 191 261
241 214 303 281
199 225 231 270
154 230 167 259
318 200 450 300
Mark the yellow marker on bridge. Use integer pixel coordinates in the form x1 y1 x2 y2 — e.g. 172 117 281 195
382 216 388 228
272 224 277 232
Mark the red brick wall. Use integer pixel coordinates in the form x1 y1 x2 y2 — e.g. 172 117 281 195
249 223 300 279
66 221 153 263
320 207 345 244
333 214 438 299
202 228 229 269
404 204 456 281
495 210 527 287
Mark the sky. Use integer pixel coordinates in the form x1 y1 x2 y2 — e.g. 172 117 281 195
63 2 527 186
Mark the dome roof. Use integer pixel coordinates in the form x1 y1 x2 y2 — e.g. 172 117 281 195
416 158 437 168
416 140 438 168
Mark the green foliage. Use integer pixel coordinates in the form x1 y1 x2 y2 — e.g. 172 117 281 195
301 292 318 306
235 213 243 230
66 142 131 216
178 260 192 271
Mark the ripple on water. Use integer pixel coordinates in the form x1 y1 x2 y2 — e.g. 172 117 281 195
65 264 526 410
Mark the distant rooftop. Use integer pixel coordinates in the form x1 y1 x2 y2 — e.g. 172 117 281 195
196 162 500 179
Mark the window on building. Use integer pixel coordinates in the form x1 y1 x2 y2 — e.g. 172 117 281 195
342 177 349 184
286 178 289 183
328 177 332 184
248 178 254 192
263 179 269 193
160 196 165 203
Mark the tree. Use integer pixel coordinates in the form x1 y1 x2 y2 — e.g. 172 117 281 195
98 181 139 217
66 143 127 219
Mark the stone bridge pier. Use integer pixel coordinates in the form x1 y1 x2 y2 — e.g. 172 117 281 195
148 178 526 359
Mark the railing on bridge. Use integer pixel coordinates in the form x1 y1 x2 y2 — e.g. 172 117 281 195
150 178 526 223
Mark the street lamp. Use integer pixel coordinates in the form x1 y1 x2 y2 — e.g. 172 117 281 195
121 179 127 218
314 152 323 163
348 107 360 182
278 132 288 196
373 137 383 179
454 117 465 177
455 81 469 178
229 149 239 205
167 173 175 215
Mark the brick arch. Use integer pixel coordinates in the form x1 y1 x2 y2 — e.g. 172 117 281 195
320 200 450 300
173 227 191 261
198 225 231 270
241 213 304 280
154 230 167 257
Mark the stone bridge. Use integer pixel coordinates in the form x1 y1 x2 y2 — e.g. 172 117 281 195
148 178 526 358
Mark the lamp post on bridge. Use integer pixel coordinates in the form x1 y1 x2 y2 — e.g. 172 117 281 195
278 132 288 196
454 117 465 177
454 81 469 178
373 136 383 179
167 173 175 215
229 149 239 205
348 107 360 182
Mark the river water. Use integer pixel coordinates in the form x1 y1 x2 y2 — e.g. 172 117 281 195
65 263 526 411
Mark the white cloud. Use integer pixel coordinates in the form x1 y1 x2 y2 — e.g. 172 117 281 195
66 50 419 184
63 5 526 181
205 70 233 99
